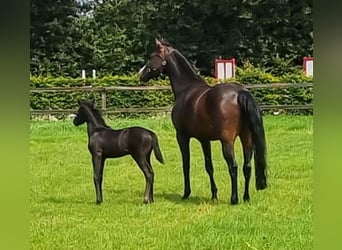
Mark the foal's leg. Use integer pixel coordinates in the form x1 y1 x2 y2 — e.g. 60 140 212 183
146 151 154 202
240 130 253 202
200 140 218 200
133 155 154 204
221 140 239 205
92 154 105 204
176 132 191 199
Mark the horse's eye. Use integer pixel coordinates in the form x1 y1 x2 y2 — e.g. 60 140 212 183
152 68 157 71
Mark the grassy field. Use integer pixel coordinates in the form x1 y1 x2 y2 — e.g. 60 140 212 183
30 114 313 249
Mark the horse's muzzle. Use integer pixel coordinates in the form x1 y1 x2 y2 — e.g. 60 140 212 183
139 74 149 83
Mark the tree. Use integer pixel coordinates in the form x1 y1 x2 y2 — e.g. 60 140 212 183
30 0 80 76
30 0 313 77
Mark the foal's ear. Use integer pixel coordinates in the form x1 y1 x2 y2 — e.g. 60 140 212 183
90 99 95 107
77 100 82 105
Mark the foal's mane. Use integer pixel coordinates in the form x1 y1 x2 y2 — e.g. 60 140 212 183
83 102 109 128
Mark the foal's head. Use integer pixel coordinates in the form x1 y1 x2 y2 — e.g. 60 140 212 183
139 38 173 82
73 99 95 126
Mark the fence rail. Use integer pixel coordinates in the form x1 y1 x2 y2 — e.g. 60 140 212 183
30 82 313 115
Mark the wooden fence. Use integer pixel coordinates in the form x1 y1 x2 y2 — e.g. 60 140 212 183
30 83 313 115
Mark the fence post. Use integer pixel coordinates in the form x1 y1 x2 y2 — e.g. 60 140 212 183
101 90 107 110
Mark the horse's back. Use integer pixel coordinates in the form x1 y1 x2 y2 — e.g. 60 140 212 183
125 127 155 154
89 128 128 157
212 82 247 95
89 126 155 158
126 126 154 140
207 83 247 112
172 83 246 140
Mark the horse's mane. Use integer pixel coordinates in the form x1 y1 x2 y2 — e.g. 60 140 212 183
159 37 171 46
172 49 204 82
157 37 205 83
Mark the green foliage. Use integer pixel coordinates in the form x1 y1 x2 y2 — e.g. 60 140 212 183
233 62 313 114
30 64 313 115
236 61 280 84
30 74 173 110
30 0 81 76
30 0 313 77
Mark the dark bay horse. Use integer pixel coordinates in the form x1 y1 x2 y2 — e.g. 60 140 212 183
139 39 267 205
73 99 164 204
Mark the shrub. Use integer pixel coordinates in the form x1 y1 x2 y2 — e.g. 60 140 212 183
30 65 313 115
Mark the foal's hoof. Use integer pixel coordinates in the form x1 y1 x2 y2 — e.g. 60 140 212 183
182 192 191 200
230 197 239 205
96 200 102 205
211 197 218 204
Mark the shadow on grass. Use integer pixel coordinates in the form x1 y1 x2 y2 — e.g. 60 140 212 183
39 189 126 205
40 189 147 205
40 196 95 205
39 190 217 206
154 192 210 205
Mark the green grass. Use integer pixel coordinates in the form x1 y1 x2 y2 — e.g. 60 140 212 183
30 115 313 249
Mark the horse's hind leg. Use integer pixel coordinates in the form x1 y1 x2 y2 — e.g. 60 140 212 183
92 154 105 204
240 129 253 202
200 140 218 200
221 140 239 205
133 155 154 204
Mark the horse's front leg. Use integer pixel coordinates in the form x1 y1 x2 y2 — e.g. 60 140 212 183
200 140 218 200
176 132 191 199
92 153 105 204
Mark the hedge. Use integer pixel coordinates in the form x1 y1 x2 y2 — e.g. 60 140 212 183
30 65 313 114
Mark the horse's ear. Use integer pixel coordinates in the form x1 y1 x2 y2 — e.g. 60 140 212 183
77 100 82 105
155 38 163 50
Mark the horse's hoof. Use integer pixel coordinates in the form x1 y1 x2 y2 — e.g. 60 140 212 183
143 198 153 204
256 180 267 190
243 196 250 202
96 200 102 205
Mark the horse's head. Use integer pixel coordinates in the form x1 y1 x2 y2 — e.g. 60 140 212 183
73 99 95 126
139 38 172 83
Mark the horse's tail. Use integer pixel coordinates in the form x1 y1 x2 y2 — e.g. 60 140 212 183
238 90 267 190
151 132 164 164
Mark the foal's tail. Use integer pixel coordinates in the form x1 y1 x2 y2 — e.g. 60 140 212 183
151 133 165 164
238 90 267 190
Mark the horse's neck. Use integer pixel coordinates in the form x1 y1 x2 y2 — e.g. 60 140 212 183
86 123 98 136
166 52 207 99
84 109 107 136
